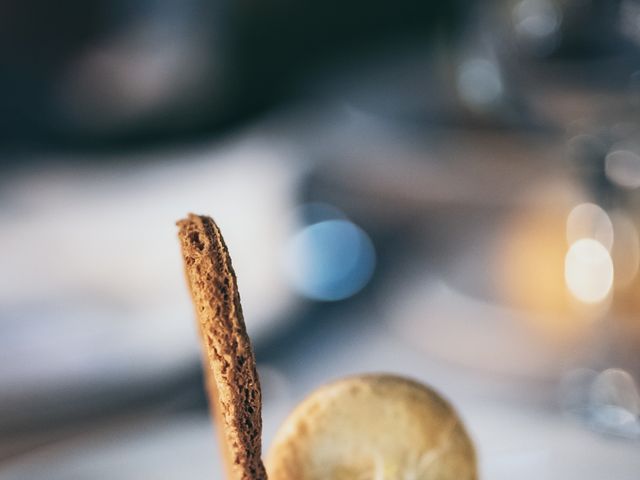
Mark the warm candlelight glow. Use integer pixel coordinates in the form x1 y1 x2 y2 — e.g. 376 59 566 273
565 238 614 304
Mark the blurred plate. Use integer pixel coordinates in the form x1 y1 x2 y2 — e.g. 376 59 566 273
0 137 302 429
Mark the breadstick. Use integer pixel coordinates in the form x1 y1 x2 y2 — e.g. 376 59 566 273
177 214 267 480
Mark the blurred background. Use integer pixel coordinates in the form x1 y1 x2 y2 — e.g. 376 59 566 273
1 0 640 478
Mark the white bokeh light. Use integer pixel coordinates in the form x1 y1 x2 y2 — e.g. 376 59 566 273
565 239 614 304
605 150 640 189
566 202 614 251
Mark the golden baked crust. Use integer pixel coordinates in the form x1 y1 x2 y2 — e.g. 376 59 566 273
266 374 477 480
177 214 267 480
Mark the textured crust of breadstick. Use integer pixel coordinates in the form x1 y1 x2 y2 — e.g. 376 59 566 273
177 214 267 480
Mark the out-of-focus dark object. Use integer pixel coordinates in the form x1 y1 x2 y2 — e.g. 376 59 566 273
0 0 463 149
505 0 625 58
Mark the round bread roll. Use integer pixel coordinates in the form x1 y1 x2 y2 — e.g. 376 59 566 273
266 374 477 480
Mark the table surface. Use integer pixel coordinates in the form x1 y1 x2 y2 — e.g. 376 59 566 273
1 297 639 480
